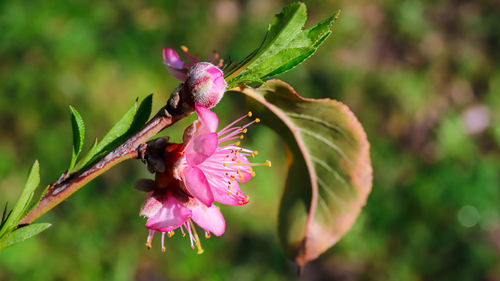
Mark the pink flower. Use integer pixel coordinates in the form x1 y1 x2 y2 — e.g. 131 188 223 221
175 103 271 208
136 105 270 253
138 178 224 254
163 46 226 108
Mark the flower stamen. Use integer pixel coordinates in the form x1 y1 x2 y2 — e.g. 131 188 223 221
145 230 155 249
188 218 204 254
223 160 271 167
180 224 186 237
161 232 166 252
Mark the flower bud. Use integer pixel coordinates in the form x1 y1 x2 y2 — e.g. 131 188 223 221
184 62 226 108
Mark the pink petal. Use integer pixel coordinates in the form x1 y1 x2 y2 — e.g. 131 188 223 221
166 66 187 82
190 201 225 236
146 192 191 232
163 48 185 69
195 103 218 133
181 166 214 207
185 133 218 165
140 192 163 218
231 153 253 183
163 48 188 81
210 179 249 206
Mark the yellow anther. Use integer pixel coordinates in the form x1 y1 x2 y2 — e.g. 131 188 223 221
216 206 220 210
239 174 244 179
205 233 211 239
235 141 240 146
195 241 204 254
242 129 247 133
227 191 231 195
251 172 256 177
249 168 253 172
236 192 240 196
168 231 175 238
246 195 250 200
181 45 189 52
239 135 244 139
251 153 255 158
228 185 232 190
237 169 241 174
255 118 261 123
145 242 151 249
182 233 186 237
237 160 241 164
238 200 243 204
162 247 166 252
254 151 259 155
265 160 272 167
248 111 252 117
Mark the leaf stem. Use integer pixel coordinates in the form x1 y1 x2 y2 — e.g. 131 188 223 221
19 86 194 225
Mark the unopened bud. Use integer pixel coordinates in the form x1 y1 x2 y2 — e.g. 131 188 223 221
184 62 226 108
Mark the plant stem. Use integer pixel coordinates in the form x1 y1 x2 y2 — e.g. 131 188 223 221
19 87 193 225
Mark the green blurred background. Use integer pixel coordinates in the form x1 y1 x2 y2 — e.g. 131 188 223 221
1 0 499 280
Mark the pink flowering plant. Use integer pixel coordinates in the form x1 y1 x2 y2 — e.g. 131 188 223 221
0 2 372 270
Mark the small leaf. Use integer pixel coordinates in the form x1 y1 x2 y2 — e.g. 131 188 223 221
128 94 153 136
75 95 152 170
0 223 51 250
224 2 338 88
69 106 85 172
0 161 40 237
76 138 99 171
0 203 10 229
237 80 372 267
94 101 138 155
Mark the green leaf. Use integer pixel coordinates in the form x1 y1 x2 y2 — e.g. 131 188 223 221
128 94 153 135
69 106 85 172
224 2 338 88
237 80 372 267
0 203 10 229
0 223 51 250
0 161 40 237
76 95 152 169
93 101 138 155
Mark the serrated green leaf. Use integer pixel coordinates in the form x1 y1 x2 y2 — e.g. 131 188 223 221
238 80 372 268
94 102 138 154
0 223 51 250
0 161 40 237
76 138 99 171
224 2 338 88
75 95 152 170
0 203 10 229
128 94 153 135
75 102 137 169
69 106 85 172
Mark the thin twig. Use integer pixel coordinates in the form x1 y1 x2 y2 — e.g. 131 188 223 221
19 86 194 225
